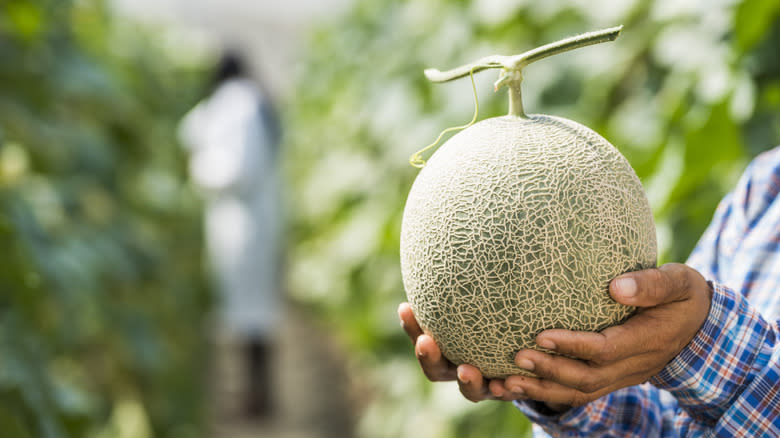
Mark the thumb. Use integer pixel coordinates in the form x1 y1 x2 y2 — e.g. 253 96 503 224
610 263 695 307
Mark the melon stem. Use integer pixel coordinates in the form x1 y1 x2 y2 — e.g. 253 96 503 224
508 82 525 118
424 25 623 119
494 69 526 117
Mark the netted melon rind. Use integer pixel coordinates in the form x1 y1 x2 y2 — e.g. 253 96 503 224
400 114 657 379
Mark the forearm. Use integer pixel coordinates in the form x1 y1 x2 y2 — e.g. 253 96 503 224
650 281 780 434
514 384 678 437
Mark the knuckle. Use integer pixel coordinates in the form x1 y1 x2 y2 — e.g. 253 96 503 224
647 269 668 300
595 349 615 365
569 335 594 359
594 335 617 364
662 263 690 299
673 265 691 295
577 375 602 394
535 362 561 382
569 391 594 407
679 268 693 293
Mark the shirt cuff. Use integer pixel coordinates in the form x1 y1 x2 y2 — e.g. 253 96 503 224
514 399 586 431
649 281 771 423
513 395 620 436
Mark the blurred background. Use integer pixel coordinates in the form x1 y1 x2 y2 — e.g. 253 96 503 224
1 0 778 437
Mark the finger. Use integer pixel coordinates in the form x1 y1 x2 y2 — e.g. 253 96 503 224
456 364 494 402
545 303 701 365
489 379 507 398
504 374 610 408
490 379 529 401
544 309 679 362
600 289 710 361
398 302 423 342
610 263 694 307
535 329 614 363
513 349 614 394
416 334 457 381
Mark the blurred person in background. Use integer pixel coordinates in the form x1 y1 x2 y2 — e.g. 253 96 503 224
178 51 284 419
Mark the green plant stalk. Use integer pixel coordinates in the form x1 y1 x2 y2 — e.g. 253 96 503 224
425 25 623 117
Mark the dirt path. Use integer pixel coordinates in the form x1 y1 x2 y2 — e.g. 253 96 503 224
208 304 356 438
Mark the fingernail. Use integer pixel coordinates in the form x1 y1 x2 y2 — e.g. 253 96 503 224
516 358 535 371
457 368 470 384
614 277 637 298
537 339 556 350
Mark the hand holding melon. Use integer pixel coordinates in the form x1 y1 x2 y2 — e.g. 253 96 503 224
499 263 711 408
399 263 712 409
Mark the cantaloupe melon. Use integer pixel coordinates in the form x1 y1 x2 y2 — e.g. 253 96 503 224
400 27 657 379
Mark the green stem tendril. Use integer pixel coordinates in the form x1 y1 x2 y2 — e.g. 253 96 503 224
409 67 481 168
409 26 624 169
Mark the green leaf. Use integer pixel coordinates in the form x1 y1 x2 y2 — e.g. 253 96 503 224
734 0 780 52
0 400 35 438
3 2 45 42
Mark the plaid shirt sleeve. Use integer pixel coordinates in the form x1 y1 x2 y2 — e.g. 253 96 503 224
515 384 681 437
515 147 780 437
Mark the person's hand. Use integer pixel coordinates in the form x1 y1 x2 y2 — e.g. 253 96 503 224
501 263 712 410
398 303 527 403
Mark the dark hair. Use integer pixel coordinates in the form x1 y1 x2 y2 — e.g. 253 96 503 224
212 51 246 87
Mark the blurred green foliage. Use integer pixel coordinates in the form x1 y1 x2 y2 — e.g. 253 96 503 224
0 0 210 436
284 0 780 436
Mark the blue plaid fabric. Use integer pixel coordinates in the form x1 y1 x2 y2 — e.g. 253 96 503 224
516 147 780 437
